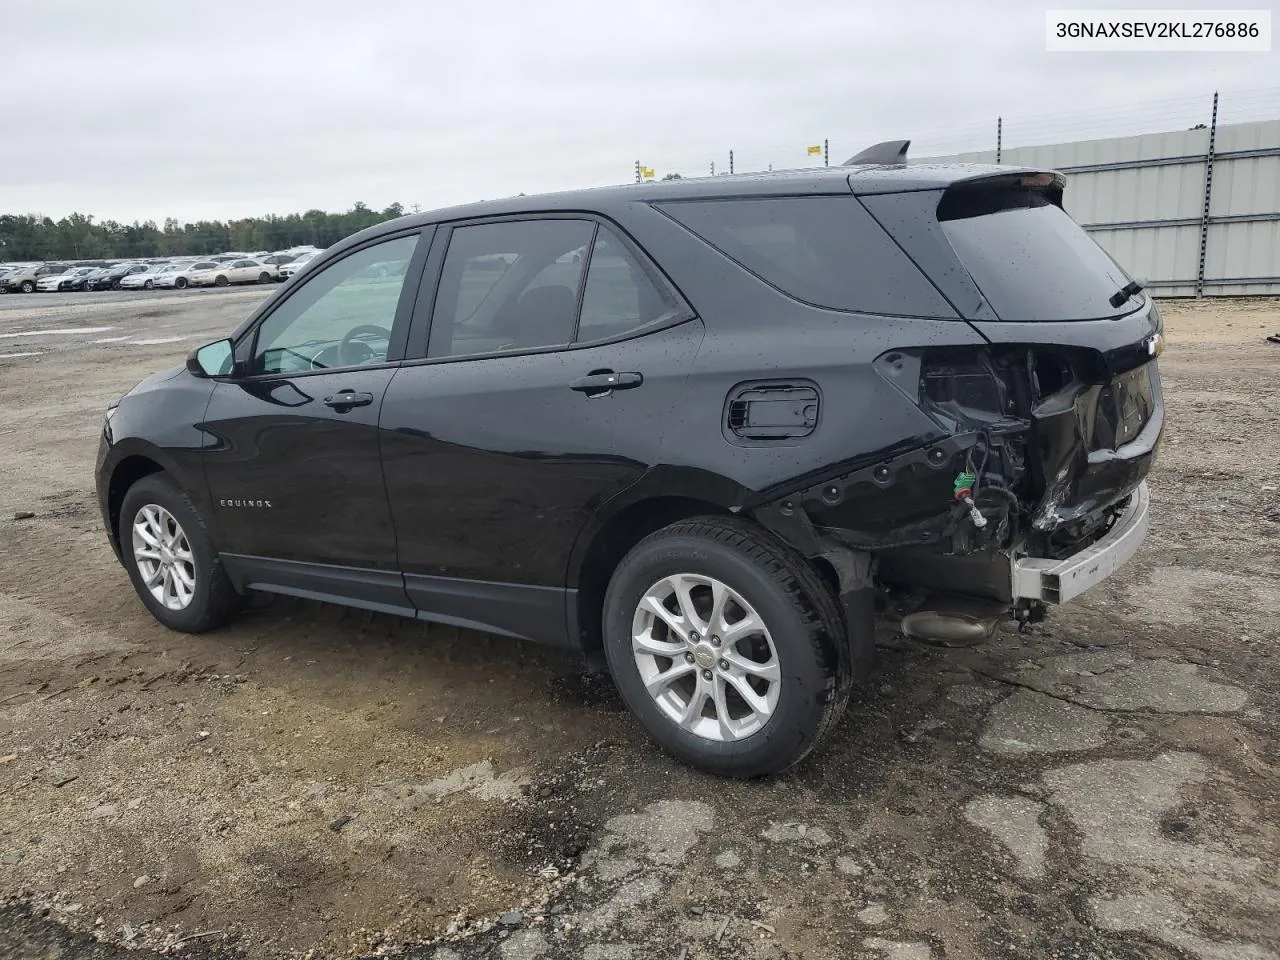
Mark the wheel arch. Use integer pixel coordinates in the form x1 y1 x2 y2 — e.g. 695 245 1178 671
570 493 733 663
567 464 760 661
566 464 856 665
106 453 167 555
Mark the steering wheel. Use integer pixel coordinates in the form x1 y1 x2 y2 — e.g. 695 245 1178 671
338 324 392 367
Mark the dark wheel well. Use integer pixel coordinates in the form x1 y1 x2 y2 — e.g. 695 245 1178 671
107 456 164 553
810 555 841 600
574 496 731 664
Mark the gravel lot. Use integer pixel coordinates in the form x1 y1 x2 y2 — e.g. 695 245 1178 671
1 290 1278 960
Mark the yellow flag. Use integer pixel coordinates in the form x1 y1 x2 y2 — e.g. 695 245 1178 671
641 166 655 179
806 145 822 156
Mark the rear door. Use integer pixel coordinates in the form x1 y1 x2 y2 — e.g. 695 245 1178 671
379 215 702 644
201 229 430 606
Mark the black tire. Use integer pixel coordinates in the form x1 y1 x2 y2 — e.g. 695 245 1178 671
602 516 857 777
214 275 229 287
144 279 153 289
175 276 188 289
118 473 240 633
20 280 35 294
258 272 271 283
111 279 121 290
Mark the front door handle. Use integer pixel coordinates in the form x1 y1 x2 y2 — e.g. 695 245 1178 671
323 390 375 409
569 371 643 396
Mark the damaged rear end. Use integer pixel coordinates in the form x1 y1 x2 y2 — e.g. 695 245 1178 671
756 167 1164 639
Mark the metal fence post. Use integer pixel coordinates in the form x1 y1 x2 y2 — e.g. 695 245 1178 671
996 117 1002 164
729 150 735 175
1195 91 1219 298
824 138 829 167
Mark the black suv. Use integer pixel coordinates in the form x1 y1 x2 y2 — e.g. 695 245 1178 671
89 262 148 290
96 146 1163 776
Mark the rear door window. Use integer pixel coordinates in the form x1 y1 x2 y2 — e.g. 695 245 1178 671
576 226 680 343
657 196 955 318
427 219 594 359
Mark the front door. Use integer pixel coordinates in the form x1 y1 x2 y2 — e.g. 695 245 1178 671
202 231 427 592
379 217 702 644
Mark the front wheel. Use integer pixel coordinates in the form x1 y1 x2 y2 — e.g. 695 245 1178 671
118 474 240 632
602 516 859 777
20 280 35 294
175 276 188 289
144 279 154 289
258 272 271 283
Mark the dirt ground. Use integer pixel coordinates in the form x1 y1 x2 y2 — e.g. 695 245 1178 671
0 290 1277 960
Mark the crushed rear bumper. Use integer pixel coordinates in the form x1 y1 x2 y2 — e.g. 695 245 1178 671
1011 481 1150 604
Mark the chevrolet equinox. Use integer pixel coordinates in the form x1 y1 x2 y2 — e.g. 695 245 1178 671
96 143 1163 776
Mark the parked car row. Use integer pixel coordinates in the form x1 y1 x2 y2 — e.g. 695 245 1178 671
0 248 324 294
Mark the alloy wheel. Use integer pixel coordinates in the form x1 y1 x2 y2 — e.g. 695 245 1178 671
631 573 781 742
131 504 196 611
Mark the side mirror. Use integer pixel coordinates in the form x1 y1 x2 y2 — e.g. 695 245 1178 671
187 338 237 378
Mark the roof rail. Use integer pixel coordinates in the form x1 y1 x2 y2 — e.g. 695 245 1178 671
842 140 910 166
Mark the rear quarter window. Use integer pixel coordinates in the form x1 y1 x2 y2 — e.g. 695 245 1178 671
656 196 956 318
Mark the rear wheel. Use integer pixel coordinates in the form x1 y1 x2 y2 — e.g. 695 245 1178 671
214 275 229 287
602 516 856 777
258 271 271 283
144 279 154 289
20 280 34 294
118 474 240 633
175 276 188 289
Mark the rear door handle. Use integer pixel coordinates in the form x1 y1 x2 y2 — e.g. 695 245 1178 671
570 371 643 395
323 390 375 409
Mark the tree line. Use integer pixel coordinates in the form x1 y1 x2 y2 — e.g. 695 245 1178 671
0 202 407 262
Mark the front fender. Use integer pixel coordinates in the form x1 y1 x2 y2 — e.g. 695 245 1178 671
96 371 217 551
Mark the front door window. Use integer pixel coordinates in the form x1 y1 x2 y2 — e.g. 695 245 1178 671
252 234 419 374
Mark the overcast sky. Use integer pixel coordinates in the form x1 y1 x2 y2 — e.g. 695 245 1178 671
1 0 1275 224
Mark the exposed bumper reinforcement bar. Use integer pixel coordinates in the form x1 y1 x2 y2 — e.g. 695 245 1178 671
1012 481 1150 604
